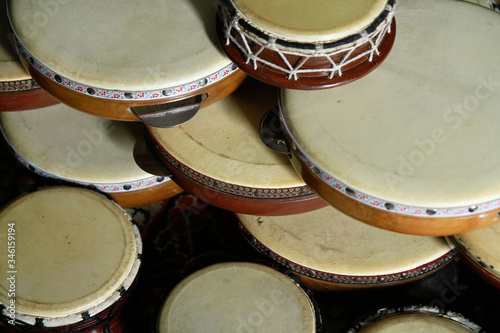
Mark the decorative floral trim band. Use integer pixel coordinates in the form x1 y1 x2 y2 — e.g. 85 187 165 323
0 79 40 93
15 37 239 101
239 222 456 285
148 129 315 199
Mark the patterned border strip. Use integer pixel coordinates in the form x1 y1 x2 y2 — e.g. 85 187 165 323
7 143 168 194
0 79 40 93
220 0 394 80
279 111 500 218
239 222 456 285
14 37 239 101
147 128 316 200
347 306 483 333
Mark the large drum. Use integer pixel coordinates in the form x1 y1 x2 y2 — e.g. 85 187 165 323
0 0 57 111
0 104 183 208
279 0 500 236
156 262 319 333
237 206 455 291
147 79 326 215
447 223 500 289
0 187 142 332
217 0 396 89
7 0 246 127
347 306 482 332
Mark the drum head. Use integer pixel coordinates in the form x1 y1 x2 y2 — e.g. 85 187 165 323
7 0 232 91
0 187 139 320
280 0 500 216
0 0 29 83
231 0 389 42
0 104 160 189
157 262 316 333
238 206 453 284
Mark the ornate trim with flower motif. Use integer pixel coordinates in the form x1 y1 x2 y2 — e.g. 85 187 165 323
14 37 239 101
148 129 316 199
239 222 456 285
0 79 40 93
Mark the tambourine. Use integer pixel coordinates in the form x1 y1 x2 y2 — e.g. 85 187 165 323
156 262 319 333
147 79 326 215
217 0 396 89
0 187 142 332
447 223 500 290
0 104 183 208
6 0 246 127
0 0 57 111
237 206 455 291
347 306 482 332
278 0 500 236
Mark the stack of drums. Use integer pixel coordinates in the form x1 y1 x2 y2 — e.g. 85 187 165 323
1 0 500 331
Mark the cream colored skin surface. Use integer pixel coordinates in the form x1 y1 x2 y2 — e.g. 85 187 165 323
157 262 315 333
0 187 137 317
454 223 500 277
281 0 500 209
0 104 155 184
8 0 231 91
0 0 30 82
360 314 474 333
238 206 451 276
233 0 388 43
151 79 305 189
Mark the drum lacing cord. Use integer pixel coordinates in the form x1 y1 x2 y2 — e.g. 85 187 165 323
220 1 394 81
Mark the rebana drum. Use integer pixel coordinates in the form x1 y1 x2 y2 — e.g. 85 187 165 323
347 306 482 333
217 0 396 89
0 104 183 208
0 187 142 332
156 262 318 333
279 0 500 236
447 223 500 289
237 206 455 291
147 79 326 215
7 0 246 127
0 0 57 111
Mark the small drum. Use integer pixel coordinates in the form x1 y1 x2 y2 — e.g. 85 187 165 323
347 306 482 332
217 0 396 89
447 223 500 289
279 0 500 236
156 262 318 333
7 0 246 127
0 187 142 332
147 79 326 215
0 104 183 208
237 206 455 291
0 0 57 111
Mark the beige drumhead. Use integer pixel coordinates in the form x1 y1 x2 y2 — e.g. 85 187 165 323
0 187 140 323
0 103 165 191
238 206 453 281
157 262 316 333
7 0 232 91
231 0 389 43
449 223 500 279
150 79 307 190
280 0 500 216
0 0 30 82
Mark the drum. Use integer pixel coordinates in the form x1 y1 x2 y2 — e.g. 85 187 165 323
278 0 500 236
0 187 142 332
347 306 482 332
237 206 455 291
217 0 396 89
147 79 326 215
156 262 318 333
0 104 183 208
0 0 57 111
447 223 500 289
463 0 495 8
7 0 246 127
